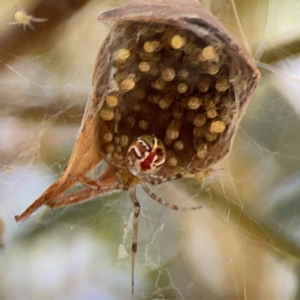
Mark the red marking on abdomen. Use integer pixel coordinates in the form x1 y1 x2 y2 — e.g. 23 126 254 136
140 152 155 171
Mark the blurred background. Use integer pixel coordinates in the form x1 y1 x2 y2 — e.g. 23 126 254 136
1 0 300 299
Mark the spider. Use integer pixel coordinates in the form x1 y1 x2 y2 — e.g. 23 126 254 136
72 134 202 294
9 8 47 30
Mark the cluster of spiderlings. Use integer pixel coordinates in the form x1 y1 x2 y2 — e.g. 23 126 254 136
98 21 239 177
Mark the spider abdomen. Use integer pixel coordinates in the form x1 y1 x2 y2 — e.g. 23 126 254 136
126 135 166 176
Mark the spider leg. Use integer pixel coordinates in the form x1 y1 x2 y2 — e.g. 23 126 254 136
100 154 125 169
48 165 121 209
148 154 197 185
25 20 34 30
129 185 140 295
100 153 125 169
140 181 202 211
48 186 116 209
31 17 48 23
147 173 183 185
70 174 124 190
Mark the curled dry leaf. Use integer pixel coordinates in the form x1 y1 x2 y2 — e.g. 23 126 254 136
15 0 260 222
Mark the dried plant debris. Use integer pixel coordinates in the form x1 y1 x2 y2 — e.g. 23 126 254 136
15 0 260 221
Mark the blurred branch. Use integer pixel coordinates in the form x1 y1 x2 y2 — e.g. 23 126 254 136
1 102 84 124
259 36 300 65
